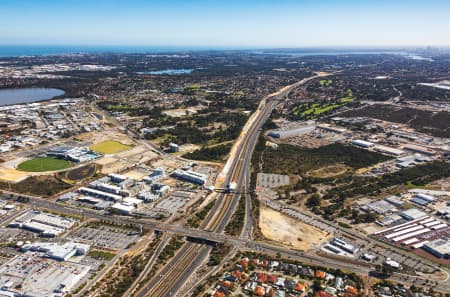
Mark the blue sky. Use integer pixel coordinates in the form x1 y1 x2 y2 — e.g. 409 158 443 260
1 0 450 47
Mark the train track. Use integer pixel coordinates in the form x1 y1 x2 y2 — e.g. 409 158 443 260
138 75 326 297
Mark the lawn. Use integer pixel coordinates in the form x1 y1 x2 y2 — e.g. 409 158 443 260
17 157 73 172
89 140 130 154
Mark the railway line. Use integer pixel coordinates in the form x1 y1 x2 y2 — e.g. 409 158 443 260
138 74 326 297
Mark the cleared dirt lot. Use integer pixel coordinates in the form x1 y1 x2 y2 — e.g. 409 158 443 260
259 206 331 250
0 167 30 183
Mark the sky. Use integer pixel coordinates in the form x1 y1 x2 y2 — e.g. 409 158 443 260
1 0 450 48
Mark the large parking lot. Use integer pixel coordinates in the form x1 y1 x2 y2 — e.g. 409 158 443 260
70 225 140 250
371 245 435 273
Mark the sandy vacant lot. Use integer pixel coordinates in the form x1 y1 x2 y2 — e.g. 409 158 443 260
0 167 30 183
259 206 331 250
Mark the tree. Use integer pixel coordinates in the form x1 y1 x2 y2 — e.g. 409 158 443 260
306 194 321 208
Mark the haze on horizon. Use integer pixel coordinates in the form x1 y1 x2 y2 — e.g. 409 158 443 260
1 0 450 48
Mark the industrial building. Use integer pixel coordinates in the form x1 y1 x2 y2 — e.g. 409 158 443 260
351 139 374 148
21 241 90 261
373 145 404 156
78 187 122 202
268 125 316 139
362 200 398 215
171 169 208 185
9 211 76 237
400 208 427 221
423 238 450 259
330 238 358 254
143 168 165 184
410 193 436 206
0 252 90 297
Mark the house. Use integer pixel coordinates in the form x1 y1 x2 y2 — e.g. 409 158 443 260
294 282 308 293
315 270 326 279
213 291 225 297
346 286 359 295
256 272 268 283
315 291 333 297
267 274 278 284
254 285 266 296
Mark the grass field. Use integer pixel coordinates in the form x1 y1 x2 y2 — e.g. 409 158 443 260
17 157 73 172
89 140 130 154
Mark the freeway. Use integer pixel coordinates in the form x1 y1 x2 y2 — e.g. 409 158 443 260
6 71 450 294
6 190 450 293
136 73 331 297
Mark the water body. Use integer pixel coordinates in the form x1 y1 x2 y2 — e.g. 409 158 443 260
136 69 194 75
0 45 241 58
0 88 65 106
258 50 410 56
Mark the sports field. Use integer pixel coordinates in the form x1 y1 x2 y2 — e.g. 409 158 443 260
17 157 73 172
89 140 130 154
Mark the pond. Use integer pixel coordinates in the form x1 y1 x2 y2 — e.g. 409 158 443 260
0 88 65 106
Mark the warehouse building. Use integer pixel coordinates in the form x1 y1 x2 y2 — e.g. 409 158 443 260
400 208 427 221
268 125 316 139
21 241 90 261
171 169 208 185
78 187 122 202
423 238 450 259
9 211 76 237
351 139 374 148
0 252 90 296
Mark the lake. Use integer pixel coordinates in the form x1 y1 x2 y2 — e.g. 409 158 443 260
0 88 65 106
136 69 194 75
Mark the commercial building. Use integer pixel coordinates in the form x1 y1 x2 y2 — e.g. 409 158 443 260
171 169 208 185
111 202 135 215
373 145 404 156
268 125 316 139
47 146 99 162
169 142 179 152
21 241 90 261
423 238 450 259
9 211 76 237
78 187 122 202
0 252 90 297
403 144 435 156
363 200 398 215
400 208 427 221
330 238 357 254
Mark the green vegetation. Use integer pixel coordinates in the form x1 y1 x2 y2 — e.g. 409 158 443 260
90 236 162 297
225 194 246 236
208 243 232 266
0 175 72 197
183 143 232 162
158 237 184 262
339 104 450 138
88 249 116 261
261 143 391 175
89 140 130 154
324 161 450 200
187 201 215 228
289 89 354 120
319 79 333 87
17 157 73 172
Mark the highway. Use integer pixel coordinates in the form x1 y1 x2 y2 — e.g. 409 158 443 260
135 73 331 297
5 71 450 294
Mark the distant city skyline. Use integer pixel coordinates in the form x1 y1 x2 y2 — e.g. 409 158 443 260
1 0 450 47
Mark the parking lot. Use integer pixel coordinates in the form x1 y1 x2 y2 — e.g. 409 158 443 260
70 225 140 250
372 245 435 273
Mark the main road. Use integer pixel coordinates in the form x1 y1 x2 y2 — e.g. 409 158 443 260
136 73 331 297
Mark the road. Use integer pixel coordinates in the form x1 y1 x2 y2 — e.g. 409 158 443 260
5 71 450 294
135 73 331 297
